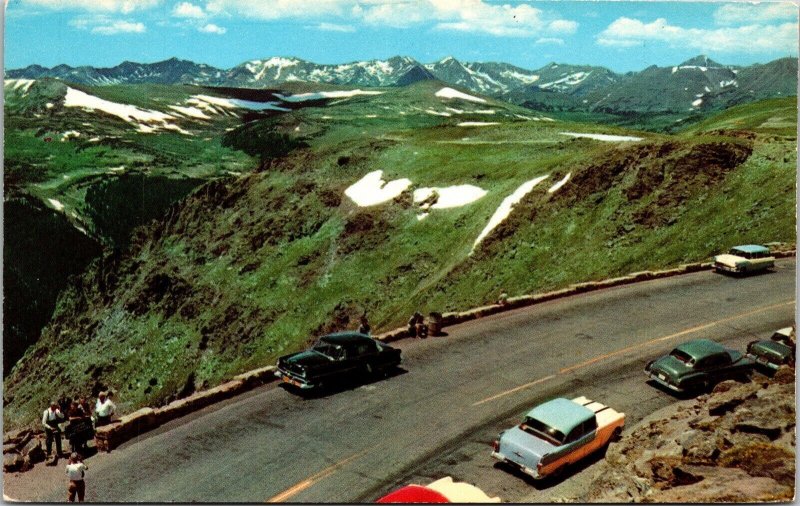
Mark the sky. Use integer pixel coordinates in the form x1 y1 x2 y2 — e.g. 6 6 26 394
4 0 799 72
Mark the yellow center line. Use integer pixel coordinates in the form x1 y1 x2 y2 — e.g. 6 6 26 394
473 299 795 405
266 449 369 503
472 375 557 407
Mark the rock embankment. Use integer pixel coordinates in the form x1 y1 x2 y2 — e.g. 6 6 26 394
582 368 795 502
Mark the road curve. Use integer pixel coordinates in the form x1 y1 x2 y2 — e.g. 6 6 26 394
4 260 795 502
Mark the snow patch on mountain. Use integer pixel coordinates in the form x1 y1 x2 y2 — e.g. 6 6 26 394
47 198 65 212
63 87 191 134
539 71 591 90
5 79 35 93
457 121 500 127
435 87 487 103
425 109 452 117
500 70 539 84
169 105 211 119
187 94 290 112
413 185 487 209
560 132 642 142
473 175 550 250
548 173 571 193
246 57 300 80
345 170 412 207
276 89 383 102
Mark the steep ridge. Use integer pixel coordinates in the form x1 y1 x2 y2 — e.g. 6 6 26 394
3 92 794 429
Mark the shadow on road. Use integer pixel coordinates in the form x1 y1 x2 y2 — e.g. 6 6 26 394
493 442 611 490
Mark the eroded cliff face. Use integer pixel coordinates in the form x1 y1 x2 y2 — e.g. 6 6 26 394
582 368 795 502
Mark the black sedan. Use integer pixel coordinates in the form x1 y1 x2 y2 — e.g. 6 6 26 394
275 332 401 390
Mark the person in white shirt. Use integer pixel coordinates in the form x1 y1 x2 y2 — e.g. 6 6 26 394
42 402 65 457
94 392 115 427
65 452 88 502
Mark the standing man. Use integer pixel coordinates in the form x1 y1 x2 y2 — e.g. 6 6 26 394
358 314 371 336
65 453 88 502
94 392 115 427
42 401 65 458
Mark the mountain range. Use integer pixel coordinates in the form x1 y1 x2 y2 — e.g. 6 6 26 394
7 55 797 114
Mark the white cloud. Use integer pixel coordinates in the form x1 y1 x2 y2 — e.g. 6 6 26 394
69 14 146 34
172 1 206 18
316 22 356 32
199 22 226 34
92 20 146 34
18 0 159 13
597 16 798 53
205 0 347 19
535 37 565 45
714 3 798 26
433 2 578 37
204 0 577 37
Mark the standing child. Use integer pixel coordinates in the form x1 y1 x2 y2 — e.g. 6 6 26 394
65 453 88 502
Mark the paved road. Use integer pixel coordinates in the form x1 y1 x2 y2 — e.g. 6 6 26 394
4 260 795 502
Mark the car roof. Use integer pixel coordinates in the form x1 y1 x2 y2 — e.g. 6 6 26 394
675 339 727 360
319 332 372 345
525 398 594 436
731 244 770 254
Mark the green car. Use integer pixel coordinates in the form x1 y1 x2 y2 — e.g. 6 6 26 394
746 327 795 372
644 339 755 393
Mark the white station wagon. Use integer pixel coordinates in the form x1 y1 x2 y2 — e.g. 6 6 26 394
714 244 775 274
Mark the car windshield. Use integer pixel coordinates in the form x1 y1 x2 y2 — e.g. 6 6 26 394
313 341 341 359
520 417 565 446
670 349 695 365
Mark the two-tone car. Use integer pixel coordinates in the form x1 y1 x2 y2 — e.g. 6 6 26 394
275 332 401 390
645 339 756 393
714 244 775 275
491 396 624 480
746 327 795 372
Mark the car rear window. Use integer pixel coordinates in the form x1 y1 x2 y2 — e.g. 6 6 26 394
521 417 565 446
670 349 695 365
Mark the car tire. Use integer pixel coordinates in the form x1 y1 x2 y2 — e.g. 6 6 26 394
611 427 622 443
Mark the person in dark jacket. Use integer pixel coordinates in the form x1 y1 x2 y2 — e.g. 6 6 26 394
358 314 371 336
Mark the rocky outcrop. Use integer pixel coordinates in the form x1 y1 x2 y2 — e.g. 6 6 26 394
582 371 795 502
3 429 45 473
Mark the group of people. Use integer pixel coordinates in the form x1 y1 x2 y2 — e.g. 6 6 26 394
42 392 116 459
42 392 115 502
407 312 428 338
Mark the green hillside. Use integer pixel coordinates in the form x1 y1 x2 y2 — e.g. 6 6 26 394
3 85 796 428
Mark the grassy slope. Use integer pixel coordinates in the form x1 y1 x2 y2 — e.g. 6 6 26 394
3 90 795 428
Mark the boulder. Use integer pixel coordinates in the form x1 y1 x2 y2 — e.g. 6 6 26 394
707 381 761 416
649 465 792 502
20 455 33 472
772 365 795 384
718 442 795 486
3 443 18 454
21 438 45 464
680 430 721 464
3 452 24 472
3 428 32 445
